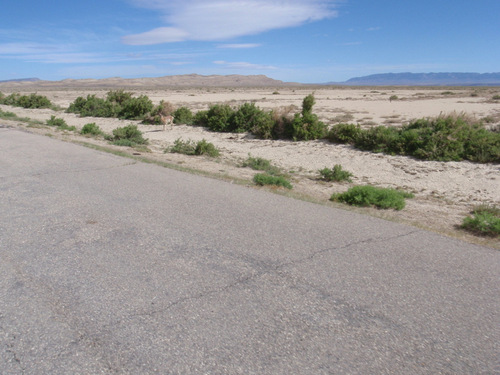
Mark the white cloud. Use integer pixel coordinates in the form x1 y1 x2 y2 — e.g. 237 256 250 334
217 43 261 49
123 0 338 45
213 60 277 70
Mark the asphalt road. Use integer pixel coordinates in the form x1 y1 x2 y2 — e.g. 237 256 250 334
1 126 499 374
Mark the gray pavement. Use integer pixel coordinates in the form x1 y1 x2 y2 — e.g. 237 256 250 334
1 126 499 374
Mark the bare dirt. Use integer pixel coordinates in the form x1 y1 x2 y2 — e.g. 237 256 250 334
1 84 499 248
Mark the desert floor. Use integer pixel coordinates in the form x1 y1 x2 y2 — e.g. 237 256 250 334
1 86 499 248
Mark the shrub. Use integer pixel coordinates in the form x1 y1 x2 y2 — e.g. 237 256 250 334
286 112 327 141
319 165 353 182
302 93 315 115
80 122 103 136
67 95 119 117
242 155 281 175
0 93 52 108
193 110 209 127
231 102 270 133
110 125 147 145
389 95 398 101
284 95 327 141
46 115 76 131
17 93 52 108
169 138 196 155
118 95 153 119
168 138 219 156
206 104 235 132
327 123 362 144
326 115 500 163
330 185 414 210
173 107 193 125
492 95 500 101
461 205 500 237
253 173 292 189
194 139 220 157
106 90 133 105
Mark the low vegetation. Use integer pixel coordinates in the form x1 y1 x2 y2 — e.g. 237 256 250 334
330 185 414 210
253 173 292 189
168 138 220 157
67 90 153 120
461 205 500 237
241 155 281 175
80 122 103 136
46 116 76 131
319 165 353 182
107 124 148 146
327 115 500 163
0 93 53 109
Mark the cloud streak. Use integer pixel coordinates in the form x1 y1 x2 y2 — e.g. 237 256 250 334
213 60 277 70
123 0 338 45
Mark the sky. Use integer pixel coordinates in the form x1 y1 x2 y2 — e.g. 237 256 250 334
1 0 499 83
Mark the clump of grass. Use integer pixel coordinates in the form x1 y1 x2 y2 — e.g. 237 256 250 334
253 173 292 189
168 138 219 157
80 122 103 136
389 95 398 102
241 155 281 175
461 205 500 237
46 116 76 131
194 139 220 157
319 165 353 182
492 95 500 101
330 185 414 210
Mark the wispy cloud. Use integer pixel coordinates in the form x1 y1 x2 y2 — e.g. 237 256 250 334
213 60 277 70
366 27 381 31
123 0 338 45
217 43 261 49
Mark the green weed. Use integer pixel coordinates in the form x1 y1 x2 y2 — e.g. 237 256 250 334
330 185 414 210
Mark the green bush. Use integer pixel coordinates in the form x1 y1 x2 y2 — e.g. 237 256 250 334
168 138 219 156
67 95 120 117
110 125 147 145
327 123 362 144
46 115 76 131
194 139 220 157
169 138 196 155
118 95 154 119
492 95 500 101
193 110 209 127
231 102 270 133
106 90 133 105
319 165 353 182
206 104 235 132
80 122 103 136
242 155 281 175
253 173 292 189
0 93 52 108
330 185 414 210
326 116 500 163
461 205 500 237
173 107 193 125
389 95 398 101
284 95 326 141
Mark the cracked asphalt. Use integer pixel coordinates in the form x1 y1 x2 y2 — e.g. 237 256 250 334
1 127 499 374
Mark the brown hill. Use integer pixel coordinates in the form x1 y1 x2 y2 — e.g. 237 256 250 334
0 74 297 89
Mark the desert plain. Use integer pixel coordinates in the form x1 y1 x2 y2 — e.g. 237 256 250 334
1 82 499 247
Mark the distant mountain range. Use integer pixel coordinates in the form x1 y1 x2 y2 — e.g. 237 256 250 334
0 78 40 83
335 72 500 86
1 73 499 87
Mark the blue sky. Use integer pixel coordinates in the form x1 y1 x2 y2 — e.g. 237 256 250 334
1 0 499 83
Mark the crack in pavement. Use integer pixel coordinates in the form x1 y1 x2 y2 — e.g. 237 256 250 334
108 229 421 328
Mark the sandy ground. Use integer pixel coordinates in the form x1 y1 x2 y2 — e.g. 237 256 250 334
1 86 499 247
